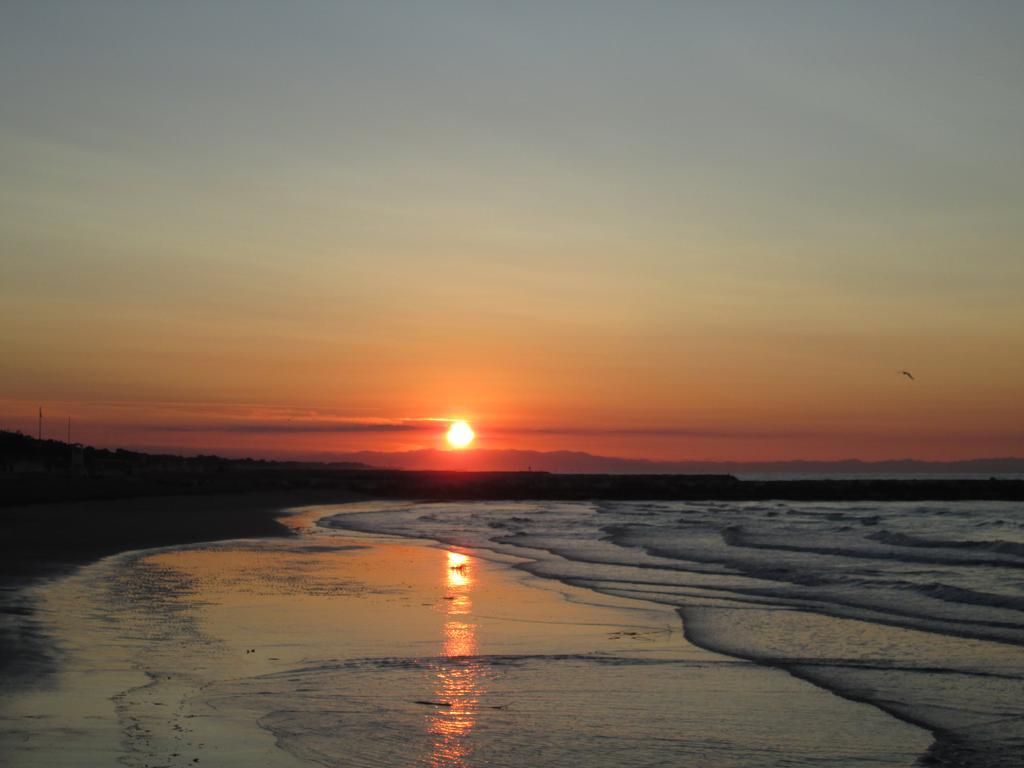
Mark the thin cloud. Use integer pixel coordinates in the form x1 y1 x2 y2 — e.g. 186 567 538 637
490 426 820 440
143 420 440 434
139 420 816 440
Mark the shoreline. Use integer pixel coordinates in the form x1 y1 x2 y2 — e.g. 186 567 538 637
673 606 957 767
4 491 1020 765
0 506 932 767
323 515 952 758
0 488 366 583
0 489 360 687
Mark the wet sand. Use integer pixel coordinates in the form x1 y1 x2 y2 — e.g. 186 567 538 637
0 490 370 581
0 502 932 767
0 490 364 691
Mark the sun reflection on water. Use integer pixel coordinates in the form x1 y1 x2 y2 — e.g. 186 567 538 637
428 550 481 766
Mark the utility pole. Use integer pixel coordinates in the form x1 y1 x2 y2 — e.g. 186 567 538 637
67 416 71 445
38 407 43 441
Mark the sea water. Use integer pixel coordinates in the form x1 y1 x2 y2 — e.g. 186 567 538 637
3 499 1019 767
328 499 1024 766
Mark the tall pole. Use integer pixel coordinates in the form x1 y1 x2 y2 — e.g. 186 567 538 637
67 416 71 445
38 407 42 441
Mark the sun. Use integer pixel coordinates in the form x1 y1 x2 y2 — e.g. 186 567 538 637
446 420 475 449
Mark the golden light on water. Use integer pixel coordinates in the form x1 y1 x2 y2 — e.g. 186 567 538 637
448 552 471 589
446 421 475 449
428 550 481 766
442 551 473 650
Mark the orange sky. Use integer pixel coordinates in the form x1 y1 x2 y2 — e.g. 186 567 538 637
2 4 1023 462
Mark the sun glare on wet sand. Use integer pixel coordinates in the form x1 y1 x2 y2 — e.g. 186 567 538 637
446 421 475 449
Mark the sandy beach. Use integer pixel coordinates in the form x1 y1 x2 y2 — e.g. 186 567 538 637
0 501 933 767
0 490 369 691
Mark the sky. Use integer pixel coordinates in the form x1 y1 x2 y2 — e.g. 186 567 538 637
2 1 1023 462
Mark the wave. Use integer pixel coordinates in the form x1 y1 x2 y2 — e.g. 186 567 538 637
908 582 1024 613
718 525 1024 569
869 530 1024 559
323 499 1024 767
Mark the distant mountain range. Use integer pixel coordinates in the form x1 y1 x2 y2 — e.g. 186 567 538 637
331 448 1024 476
5 428 1022 477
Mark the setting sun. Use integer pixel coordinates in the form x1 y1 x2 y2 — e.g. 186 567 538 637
446 421 475 449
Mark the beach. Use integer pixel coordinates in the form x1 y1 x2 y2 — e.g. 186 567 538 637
6 2 1023 764
0 499 949 767
0 490 370 690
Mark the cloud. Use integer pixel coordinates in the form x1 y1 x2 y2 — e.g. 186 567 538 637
143 420 440 434
488 426 819 440
139 419 814 440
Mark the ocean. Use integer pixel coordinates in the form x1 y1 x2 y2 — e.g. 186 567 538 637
331 499 1024 766
1 499 1020 767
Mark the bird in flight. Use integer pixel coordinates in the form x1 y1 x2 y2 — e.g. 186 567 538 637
900 370 915 381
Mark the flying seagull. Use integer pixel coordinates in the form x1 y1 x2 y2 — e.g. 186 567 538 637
900 370 915 381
